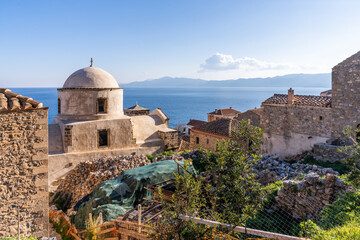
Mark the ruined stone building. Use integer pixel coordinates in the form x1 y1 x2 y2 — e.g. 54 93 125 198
0 89 49 237
48 63 177 187
207 107 240 122
236 51 360 158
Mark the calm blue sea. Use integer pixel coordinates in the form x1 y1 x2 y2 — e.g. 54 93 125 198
11 87 327 128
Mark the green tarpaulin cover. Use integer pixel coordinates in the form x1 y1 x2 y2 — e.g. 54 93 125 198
74 160 195 228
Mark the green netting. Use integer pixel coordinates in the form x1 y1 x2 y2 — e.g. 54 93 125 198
74 160 195 228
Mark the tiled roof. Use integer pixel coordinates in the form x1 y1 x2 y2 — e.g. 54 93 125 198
0 88 43 112
262 94 331 108
126 104 149 110
208 108 241 115
192 118 241 137
186 119 206 127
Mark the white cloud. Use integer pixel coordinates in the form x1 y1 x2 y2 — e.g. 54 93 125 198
200 53 294 72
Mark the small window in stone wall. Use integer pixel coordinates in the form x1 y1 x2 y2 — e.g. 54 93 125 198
319 116 323 121
207 139 209 144
97 98 107 113
196 137 200 144
58 98 61 114
98 129 109 147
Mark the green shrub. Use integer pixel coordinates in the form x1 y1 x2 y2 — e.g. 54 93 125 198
300 190 360 239
317 190 360 229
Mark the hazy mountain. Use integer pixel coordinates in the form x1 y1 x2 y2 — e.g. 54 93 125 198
122 73 331 88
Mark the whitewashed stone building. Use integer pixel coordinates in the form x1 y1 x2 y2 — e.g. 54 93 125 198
48 62 177 187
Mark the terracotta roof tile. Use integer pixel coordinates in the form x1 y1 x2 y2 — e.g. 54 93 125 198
186 119 207 127
208 108 241 115
192 118 241 137
262 94 331 108
0 88 43 112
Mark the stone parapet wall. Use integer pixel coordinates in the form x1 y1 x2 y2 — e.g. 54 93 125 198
313 143 347 163
0 108 49 238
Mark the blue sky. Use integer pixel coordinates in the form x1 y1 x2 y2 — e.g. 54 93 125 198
1 0 360 87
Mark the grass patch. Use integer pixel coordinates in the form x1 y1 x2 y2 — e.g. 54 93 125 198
302 155 349 174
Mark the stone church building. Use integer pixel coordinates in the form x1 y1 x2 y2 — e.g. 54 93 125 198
48 62 177 187
237 50 360 158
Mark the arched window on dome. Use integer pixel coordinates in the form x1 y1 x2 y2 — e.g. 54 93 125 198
97 98 107 114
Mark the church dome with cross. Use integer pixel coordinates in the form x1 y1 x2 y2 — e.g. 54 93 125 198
57 59 124 121
63 59 119 89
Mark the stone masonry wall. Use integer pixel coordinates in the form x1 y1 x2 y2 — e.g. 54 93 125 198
158 130 178 151
189 130 228 152
313 143 347 163
276 173 350 220
261 105 332 138
332 52 360 138
0 109 49 237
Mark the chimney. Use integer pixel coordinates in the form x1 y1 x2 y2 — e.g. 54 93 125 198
288 88 294 104
229 107 232 109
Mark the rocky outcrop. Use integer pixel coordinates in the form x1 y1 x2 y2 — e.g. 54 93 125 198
275 173 351 220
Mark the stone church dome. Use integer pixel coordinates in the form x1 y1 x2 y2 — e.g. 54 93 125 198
63 66 119 88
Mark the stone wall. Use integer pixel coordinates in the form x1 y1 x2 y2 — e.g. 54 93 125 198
236 109 261 127
189 130 228 152
261 105 332 137
276 173 350 220
0 108 49 237
313 143 347 163
260 105 332 156
332 51 360 138
158 130 178 151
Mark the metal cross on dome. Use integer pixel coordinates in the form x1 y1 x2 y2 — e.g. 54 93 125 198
90 58 93 67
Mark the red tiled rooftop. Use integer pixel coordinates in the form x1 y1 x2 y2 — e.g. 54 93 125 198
186 119 207 127
192 118 241 137
208 108 241 115
262 94 331 108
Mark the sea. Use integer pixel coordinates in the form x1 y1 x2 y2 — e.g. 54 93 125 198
11 87 328 128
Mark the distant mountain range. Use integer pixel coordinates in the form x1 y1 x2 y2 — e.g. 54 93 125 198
122 73 331 88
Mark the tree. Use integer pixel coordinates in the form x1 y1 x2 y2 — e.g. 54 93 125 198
152 120 266 239
339 126 360 188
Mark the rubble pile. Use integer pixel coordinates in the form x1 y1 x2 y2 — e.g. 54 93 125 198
254 154 338 185
52 155 151 208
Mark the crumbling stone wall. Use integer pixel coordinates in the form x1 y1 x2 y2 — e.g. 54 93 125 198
313 143 347 163
0 109 49 237
158 130 178 151
275 173 350 220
